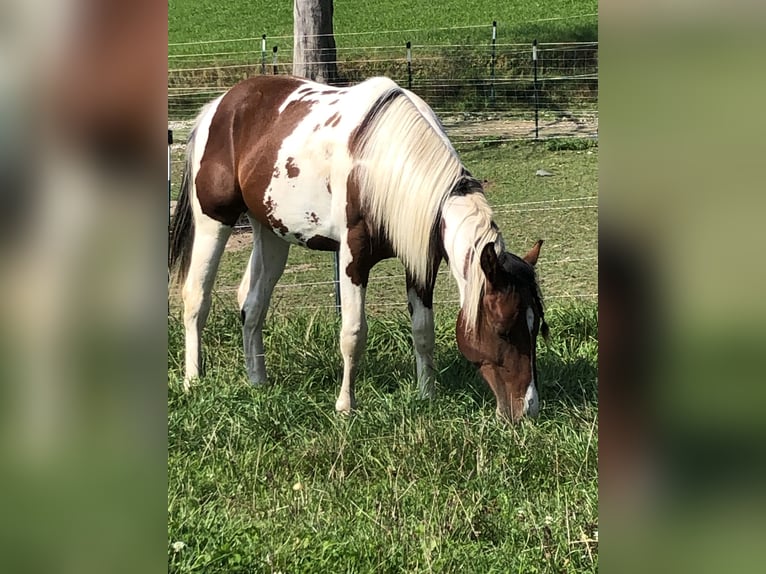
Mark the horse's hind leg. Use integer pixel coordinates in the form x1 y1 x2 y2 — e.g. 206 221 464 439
238 218 290 385
182 214 232 390
406 273 437 399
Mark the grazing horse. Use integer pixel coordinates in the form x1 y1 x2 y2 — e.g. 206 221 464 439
168 75 548 422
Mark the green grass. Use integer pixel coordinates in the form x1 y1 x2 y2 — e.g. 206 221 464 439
168 303 597 573
169 0 597 48
168 1 598 118
167 137 598 571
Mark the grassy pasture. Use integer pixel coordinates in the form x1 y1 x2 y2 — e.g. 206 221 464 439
168 305 597 573
169 0 598 48
168 3 598 571
167 138 598 572
168 1 598 118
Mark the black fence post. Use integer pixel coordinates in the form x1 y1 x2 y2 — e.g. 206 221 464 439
406 41 412 90
490 21 497 106
272 45 278 74
261 34 267 74
168 129 173 228
532 39 539 139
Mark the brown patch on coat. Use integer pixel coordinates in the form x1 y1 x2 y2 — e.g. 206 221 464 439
405 269 439 309
306 212 320 224
324 112 340 126
306 235 340 251
455 243 545 423
439 218 450 263
273 166 281 178
264 197 288 235
195 75 312 229
285 157 300 178
329 99 339 105
313 124 321 132
344 170 395 287
456 293 531 423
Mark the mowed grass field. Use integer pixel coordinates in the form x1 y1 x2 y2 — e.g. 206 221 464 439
169 1 598 120
169 0 598 50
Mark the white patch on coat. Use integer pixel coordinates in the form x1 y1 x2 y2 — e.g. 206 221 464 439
523 307 539 416
523 378 539 417
264 80 400 246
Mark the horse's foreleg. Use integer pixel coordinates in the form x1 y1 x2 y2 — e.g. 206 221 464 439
239 220 290 385
406 280 437 399
182 216 232 391
336 254 368 414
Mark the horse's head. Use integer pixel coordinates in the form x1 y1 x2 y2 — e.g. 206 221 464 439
457 240 548 422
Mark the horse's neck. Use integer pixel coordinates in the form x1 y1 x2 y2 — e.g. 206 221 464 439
440 194 501 306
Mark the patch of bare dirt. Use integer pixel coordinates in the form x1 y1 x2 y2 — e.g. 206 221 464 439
226 232 252 251
443 114 598 140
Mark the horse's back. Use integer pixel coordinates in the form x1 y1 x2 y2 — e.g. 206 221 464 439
190 76 408 247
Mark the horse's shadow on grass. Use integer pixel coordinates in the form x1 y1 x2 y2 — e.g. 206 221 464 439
357 325 597 417
426 347 597 415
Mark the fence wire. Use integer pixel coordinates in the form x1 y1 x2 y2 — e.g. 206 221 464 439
166 194 598 314
168 38 598 131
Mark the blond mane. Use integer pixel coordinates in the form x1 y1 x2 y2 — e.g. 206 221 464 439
351 89 464 288
351 82 502 331
455 191 502 331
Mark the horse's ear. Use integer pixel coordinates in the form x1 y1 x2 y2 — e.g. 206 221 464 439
523 239 544 266
480 242 499 285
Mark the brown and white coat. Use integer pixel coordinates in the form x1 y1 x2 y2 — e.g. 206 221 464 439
169 75 547 421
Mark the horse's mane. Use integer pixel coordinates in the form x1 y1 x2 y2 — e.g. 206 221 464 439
445 179 546 334
349 84 464 289
349 81 542 335
452 185 502 331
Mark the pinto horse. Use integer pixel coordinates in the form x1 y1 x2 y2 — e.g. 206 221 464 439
169 75 548 422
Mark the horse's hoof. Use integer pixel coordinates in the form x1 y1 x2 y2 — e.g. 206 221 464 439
334 400 356 415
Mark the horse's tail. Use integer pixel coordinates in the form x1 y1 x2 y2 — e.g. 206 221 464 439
168 128 197 287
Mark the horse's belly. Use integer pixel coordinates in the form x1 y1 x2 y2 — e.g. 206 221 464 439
259 179 339 251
